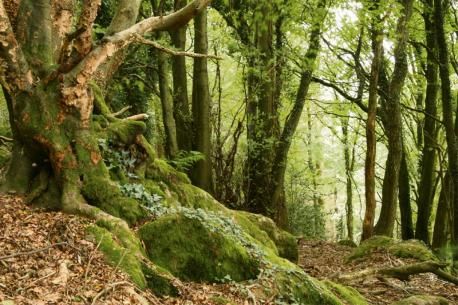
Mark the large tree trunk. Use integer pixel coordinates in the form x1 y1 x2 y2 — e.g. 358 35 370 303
0 0 210 217
434 0 458 256
191 7 214 193
374 0 414 237
416 0 439 244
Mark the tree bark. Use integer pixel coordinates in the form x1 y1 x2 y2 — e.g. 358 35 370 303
416 0 439 244
398 149 414 240
191 7 214 193
170 0 192 151
434 0 458 255
374 0 414 237
362 1 383 241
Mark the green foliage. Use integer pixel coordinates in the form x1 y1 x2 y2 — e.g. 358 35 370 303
168 150 205 171
98 138 139 179
288 201 326 239
120 183 165 215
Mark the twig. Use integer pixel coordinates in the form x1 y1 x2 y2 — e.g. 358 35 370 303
84 237 103 282
112 106 131 117
91 281 130 305
134 34 223 60
0 242 67 261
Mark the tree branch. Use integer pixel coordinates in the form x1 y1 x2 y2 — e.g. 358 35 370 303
134 34 223 60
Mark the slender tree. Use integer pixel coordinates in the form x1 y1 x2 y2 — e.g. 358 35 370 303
191 7 214 193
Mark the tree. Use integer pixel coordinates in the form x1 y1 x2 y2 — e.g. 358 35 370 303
0 0 210 217
191 6 214 193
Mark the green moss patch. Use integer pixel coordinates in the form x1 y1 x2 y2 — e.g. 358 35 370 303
85 224 177 296
138 213 260 282
82 176 146 225
323 280 369 305
238 211 298 262
86 225 147 288
348 236 437 262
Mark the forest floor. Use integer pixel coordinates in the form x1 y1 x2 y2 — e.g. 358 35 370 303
299 240 458 304
1 195 457 305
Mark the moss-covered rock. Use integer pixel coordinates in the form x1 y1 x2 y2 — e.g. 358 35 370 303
348 236 437 262
82 176 146 225
323 280 368 305
85 223 178 296
236 211 298 262
138 213 260 282
391 295 449 305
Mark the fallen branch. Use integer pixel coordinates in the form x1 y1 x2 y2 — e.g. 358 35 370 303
124 113 150 121
91 281 130 305
337 260 457 285
0 242 68 261
134 34 223 60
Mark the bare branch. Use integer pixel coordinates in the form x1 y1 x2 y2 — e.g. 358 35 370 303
134 34 223 60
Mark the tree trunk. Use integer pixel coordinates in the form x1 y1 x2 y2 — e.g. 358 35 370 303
362 2 383 241
155 33 179 158
0 0 210 217
170 0 192 151
342 116 354 241
432 174 451 250
270 5 324 227
399 149 414 240
434 0 458 255
374 0 414 237
191 7 214 193
416 0 439 244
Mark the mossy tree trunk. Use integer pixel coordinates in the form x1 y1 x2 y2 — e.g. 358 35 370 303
416 0 439 244
191 7 214 193
374 0 414 237
0 0 210 215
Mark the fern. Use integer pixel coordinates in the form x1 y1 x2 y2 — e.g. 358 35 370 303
168 150 205 171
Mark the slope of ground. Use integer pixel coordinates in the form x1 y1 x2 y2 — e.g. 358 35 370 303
299 240 458 305
0 195 250 305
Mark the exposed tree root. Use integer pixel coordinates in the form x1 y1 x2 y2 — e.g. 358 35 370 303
336 261 458 285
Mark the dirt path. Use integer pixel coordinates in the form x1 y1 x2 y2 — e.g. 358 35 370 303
298 240 458 304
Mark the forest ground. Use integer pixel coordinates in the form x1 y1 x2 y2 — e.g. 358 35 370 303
0 195 457 305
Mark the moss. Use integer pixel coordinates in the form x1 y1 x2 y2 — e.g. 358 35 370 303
238 211 298 262
348 236 437 262
107 120 146 144
323 280 369 305
338 239 357 247
85 225 147 288
231 211 279 254
268 270 353 305
0 146 11 168
86 224 178 295
82 176 146 225
389 240 438 262
348 236 396 261
176 183 226 212
391 295 449 305
138 213 260 283
146 159 190 185
210 296 234 305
